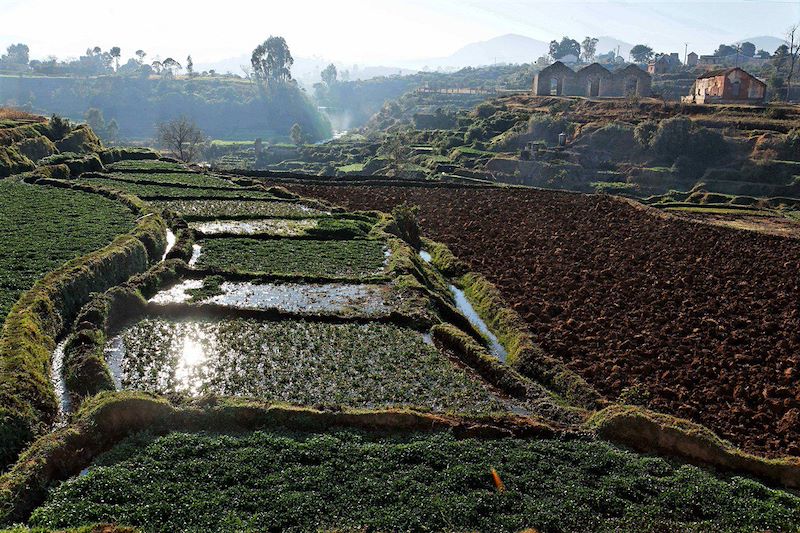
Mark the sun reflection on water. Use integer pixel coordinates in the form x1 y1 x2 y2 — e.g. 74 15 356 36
175 331 209 394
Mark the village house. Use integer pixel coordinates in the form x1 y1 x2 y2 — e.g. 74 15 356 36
682 67 767 104
532 61 651 98
647 53 681 75
687 52 699 67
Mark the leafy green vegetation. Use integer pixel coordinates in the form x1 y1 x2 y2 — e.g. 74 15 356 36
150 199 324 219
110 318 504 412
0 181 136 325
30 430 800 532
106 160 188 172
99 172 239 189
195 238 386 277
75 177 272 199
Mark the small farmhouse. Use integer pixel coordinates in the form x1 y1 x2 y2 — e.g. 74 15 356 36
682 67 766 104
532 61 651 98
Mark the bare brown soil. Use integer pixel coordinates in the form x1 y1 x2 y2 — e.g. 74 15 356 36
669 211 800 239
282 183 800 457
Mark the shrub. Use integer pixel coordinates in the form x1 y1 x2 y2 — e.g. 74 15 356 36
391 204 422 249
474 102 496 119
634 120 658 147
650 116 728 164
527 114 571 145
784 129 800 160
588 122 634 152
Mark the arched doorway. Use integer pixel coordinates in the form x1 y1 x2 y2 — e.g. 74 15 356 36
588 77 600 97
624 77 639 96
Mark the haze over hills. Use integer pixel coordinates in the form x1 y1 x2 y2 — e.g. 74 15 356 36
197 31 786 86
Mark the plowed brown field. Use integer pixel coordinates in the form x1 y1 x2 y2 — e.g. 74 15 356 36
283 184 800 457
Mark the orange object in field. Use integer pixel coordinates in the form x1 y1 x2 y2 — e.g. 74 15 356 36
490 468 505 492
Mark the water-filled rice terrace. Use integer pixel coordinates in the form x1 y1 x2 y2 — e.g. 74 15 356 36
3 156 800 532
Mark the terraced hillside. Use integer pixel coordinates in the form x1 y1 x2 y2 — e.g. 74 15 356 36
2 156 800 532
277 183 800 459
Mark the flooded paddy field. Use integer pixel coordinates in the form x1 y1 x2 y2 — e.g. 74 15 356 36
193 238 388 278
104 317 510 413
189 218 321 236
150 199 327 219
150 279 396 317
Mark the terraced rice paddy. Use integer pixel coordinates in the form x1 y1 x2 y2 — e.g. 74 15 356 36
105 160 189 172
100 171 242 189
30 430 800 532
75 177 274 199
150 199 326 219
194 238 388 278
189 218 320 236
105 317 508 413
150 279 395 317
0 181 136 325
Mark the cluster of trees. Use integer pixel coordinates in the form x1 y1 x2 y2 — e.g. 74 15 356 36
0 43 217 80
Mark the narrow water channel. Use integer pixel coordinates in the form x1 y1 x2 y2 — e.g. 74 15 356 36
161 229 176 262
419 250 508 361
50 339 72 419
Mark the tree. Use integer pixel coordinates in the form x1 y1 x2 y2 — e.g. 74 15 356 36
739 42 756 57
186 55 194 77
290 123 304 146
0 43 30 70
84 108 106 135
756 49 771 59
630 44 654 63
161 57 182 76
714 44 737 57
151 60 162 74
135 50 147 64
110 46 121 71
549 37 581 60
782 24 800 100
106 119 119 145
157 117 206 163
321 63 337 86
251 36 294 85
581 37 599 63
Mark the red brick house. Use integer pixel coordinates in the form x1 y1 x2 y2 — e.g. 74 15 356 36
683 67 766 104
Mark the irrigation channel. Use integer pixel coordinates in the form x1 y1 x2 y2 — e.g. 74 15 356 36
50 192 520 420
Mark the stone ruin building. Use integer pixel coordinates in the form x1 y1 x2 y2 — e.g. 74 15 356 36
532 61 652 98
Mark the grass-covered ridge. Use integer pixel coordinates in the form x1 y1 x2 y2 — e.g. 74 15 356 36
30 429 800 532
195 238 387 277
0 181 137 326
109 318 506 413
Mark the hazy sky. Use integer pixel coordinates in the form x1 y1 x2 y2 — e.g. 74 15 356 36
1 0 798 65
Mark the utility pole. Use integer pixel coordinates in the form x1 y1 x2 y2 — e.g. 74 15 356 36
684 42 689 65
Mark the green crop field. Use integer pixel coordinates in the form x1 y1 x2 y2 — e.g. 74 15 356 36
30 430 800 532
149 199 326 219
110 318 506 412
105 160 190 172
75 177 274 199
99 171 242 189
195 238 387 277
0 181 136 326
